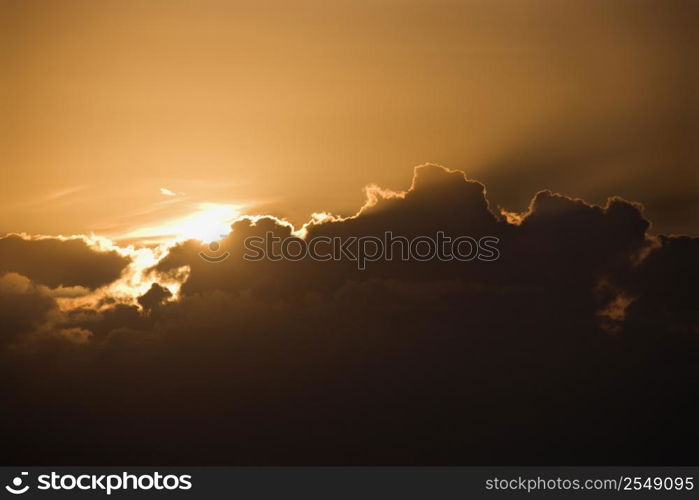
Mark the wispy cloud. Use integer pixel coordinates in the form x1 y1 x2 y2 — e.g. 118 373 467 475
21 186 89 210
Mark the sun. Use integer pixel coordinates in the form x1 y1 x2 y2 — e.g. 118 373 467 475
122 203 241 244
167 203 241 243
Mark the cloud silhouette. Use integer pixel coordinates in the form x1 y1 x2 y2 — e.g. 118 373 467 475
0 164 696 465
0 234 130 289
0 273 56 346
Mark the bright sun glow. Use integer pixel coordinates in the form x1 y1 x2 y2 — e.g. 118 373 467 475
122 203 241 243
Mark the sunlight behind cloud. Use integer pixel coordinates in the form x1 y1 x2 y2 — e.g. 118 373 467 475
122 203 242 244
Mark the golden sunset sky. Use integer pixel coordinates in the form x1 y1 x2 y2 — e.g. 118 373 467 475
1 0 696 239
1 1 698 467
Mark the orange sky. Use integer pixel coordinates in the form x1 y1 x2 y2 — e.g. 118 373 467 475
1 0 696 238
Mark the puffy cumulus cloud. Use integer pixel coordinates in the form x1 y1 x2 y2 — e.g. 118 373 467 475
0 273 55 346
0 234 131 289
137 283 173 312
0 272 97 350
0 164 697 465
153 164 652 305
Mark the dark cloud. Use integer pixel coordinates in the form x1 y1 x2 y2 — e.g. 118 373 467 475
623 235 698 338
0 234 130 289
0 273 55 346
137 283 173 313
1 165 697 465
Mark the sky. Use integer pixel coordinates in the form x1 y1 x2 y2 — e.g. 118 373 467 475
0 0 697 466
1 0 696 238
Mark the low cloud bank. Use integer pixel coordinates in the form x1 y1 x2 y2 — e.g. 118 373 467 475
1 165 696 465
